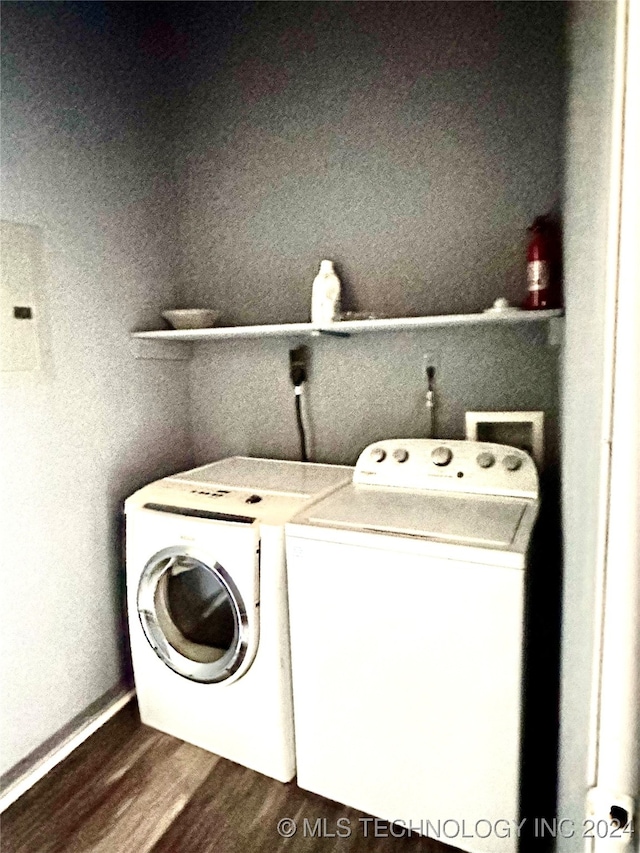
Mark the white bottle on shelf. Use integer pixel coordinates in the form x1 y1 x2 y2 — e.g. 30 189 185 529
311 260 341 325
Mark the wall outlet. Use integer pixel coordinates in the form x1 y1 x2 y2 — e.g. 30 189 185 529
289 346 309 385
422 352 440 377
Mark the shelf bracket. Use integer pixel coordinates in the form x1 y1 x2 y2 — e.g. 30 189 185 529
311 328 352 339
129 338 193 361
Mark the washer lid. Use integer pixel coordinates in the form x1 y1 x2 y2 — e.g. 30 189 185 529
125 457 354 525
169 456 352 497
302 486 530 548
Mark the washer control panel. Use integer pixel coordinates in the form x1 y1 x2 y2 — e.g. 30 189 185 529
151 480 272 511
354 439 538 498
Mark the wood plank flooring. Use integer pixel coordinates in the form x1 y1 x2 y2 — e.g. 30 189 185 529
1 702 457 853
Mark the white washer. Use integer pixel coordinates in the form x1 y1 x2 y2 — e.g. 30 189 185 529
125 456 351 782
285 439 539 853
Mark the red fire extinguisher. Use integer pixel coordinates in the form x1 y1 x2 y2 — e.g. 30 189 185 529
523 215 562 310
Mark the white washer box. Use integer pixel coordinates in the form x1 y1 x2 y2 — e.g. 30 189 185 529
465 411 544 469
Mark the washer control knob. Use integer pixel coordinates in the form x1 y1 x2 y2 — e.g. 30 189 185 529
393 448 409 463
370 447 387 463
503 454 522 472
476 452 496 469
431 446 453 467
245 494 262 504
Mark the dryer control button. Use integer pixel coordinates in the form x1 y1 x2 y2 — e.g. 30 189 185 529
431 446 452 466
476 452 496 469
245 494 263 504
503 455 522 472
393 448 409 463
371 448 387 463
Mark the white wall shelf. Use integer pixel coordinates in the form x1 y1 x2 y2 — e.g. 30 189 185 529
131 310 564 358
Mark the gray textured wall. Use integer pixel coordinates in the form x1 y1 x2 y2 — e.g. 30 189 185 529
189 324 560 469
0 2 193 776
168 1 565 325
165 1 565 468
558 2 618 848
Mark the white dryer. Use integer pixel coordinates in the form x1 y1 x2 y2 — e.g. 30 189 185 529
285 439 539 853
125 456 351 783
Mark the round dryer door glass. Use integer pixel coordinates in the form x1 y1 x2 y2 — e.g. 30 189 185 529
137 548 249 683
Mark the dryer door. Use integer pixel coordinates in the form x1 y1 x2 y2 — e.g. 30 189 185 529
137 546 254 683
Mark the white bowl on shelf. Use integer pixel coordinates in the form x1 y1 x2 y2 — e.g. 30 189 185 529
161 309 221 330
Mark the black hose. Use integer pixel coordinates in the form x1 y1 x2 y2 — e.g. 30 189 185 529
295 389 308 462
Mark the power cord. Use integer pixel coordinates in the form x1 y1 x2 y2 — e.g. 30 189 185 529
425 364 436 438
289 347 309 462
294 388 308 462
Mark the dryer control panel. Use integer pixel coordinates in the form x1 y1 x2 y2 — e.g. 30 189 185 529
354 439 538 499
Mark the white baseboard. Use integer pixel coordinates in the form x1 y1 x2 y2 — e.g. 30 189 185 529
0 688 135 813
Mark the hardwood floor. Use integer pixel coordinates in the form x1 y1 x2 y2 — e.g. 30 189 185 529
1 702 456 853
